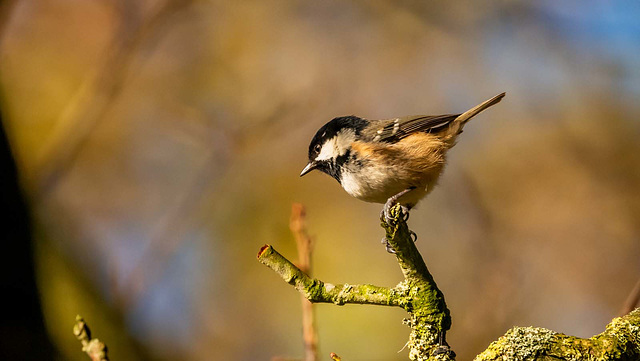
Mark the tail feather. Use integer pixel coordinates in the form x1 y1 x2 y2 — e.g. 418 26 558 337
456 92 506 125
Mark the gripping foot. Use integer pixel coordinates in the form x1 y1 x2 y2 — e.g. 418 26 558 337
381 187 415 224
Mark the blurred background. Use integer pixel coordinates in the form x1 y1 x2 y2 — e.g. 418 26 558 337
1 0 639 360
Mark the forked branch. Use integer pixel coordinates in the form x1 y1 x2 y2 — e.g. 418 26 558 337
258 204 453 361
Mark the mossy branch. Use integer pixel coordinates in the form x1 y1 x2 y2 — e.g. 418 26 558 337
258 244 406 307
476 308 640 361
258 204 452 361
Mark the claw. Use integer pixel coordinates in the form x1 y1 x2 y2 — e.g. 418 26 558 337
409 230 417 243
383 203 395 224
381 237 396 254
401 205 410 221
382 198 398 224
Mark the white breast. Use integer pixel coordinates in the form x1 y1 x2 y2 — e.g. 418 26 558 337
340 167 392 204
340 164 430 205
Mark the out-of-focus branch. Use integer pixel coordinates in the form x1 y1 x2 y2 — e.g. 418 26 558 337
0 0 18 46
290 204 313 274
289 204 318 361
28 0 204 314
622 278 640 316
258 204 454 361
73 315 109 361
33 0 194 198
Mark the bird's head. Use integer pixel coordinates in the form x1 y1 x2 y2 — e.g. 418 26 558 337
300 115 367 182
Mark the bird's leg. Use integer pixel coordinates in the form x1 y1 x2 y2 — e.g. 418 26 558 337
381 188 416 253
381 187 416 224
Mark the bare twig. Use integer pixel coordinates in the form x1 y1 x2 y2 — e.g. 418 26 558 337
290 204 313 273
289 204 318 361
73 315 109 361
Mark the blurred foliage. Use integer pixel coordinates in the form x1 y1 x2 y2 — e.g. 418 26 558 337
0 1 639 360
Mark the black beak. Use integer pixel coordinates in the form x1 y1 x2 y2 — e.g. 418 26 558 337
300 161 318 177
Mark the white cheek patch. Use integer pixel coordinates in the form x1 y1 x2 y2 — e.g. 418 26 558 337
315 129 355 161
316 138 339 160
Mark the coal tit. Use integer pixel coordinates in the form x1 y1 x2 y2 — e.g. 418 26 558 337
300 92 505 221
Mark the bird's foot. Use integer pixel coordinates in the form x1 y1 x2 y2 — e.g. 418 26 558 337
381 187 415 224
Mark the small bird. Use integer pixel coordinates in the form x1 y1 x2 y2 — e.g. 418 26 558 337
300 92 505 223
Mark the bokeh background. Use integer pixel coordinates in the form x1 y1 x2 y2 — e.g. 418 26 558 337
1 1 640 360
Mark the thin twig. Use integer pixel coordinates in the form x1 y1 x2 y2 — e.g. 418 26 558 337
290 203 318 361
290 204 313 274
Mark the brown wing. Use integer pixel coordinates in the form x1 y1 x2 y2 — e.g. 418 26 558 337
370 114 460 143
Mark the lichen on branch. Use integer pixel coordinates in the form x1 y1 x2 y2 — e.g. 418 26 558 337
476 308 640 361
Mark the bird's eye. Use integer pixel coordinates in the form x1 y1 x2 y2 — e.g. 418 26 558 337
314 144 321 152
